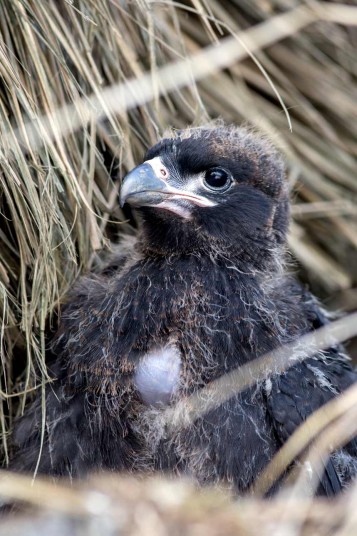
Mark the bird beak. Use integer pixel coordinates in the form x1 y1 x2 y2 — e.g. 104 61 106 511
120 160 215 210
120 162 172 208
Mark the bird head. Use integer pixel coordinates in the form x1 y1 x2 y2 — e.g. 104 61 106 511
120 125 289 267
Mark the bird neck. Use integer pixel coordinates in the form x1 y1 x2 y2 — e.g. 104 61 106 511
137 233 284 276
137 209 285 273
117 247 292 373
132 238 285 313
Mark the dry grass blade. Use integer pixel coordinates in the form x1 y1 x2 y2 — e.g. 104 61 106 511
253 382 357 495
4 2 357 157
165 313 357 432
1 4 315 155
0 472 357 535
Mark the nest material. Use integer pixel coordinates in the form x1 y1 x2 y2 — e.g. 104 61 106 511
1 473 357 536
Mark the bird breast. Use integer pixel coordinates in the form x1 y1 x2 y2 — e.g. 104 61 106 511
133 344 182 406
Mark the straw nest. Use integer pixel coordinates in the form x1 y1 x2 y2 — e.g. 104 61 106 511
1 473 357 536
0 0 357 533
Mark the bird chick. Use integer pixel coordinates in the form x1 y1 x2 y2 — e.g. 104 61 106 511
10 124 357 496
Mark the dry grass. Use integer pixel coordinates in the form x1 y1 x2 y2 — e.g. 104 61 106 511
1 472 357 536
0 0 357 533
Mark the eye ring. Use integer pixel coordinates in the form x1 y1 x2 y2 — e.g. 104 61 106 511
203 167 232 192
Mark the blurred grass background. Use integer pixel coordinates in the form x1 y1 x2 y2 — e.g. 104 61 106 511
0 0 356 532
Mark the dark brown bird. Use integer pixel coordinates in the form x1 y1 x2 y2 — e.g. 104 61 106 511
11 124 357 495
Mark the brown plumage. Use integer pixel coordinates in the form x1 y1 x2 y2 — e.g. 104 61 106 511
10 125 357 496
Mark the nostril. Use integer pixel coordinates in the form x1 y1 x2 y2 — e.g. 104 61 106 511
160 168 168 178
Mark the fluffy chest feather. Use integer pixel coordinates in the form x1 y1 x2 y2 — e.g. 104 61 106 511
63 255 282 400
134 344 182 406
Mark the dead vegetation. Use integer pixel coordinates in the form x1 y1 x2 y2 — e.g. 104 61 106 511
1 473 357 536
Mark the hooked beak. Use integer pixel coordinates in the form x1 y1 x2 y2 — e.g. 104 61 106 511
120 161 215 211
120 163 173 208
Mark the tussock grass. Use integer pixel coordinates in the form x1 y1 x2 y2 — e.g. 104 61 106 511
1 472 357 535
0 0 357 532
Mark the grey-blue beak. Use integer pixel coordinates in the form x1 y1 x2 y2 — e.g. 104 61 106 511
120 163 172 208
120 161 216 212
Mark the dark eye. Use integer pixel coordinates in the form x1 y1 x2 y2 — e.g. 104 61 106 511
203 167 232 192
